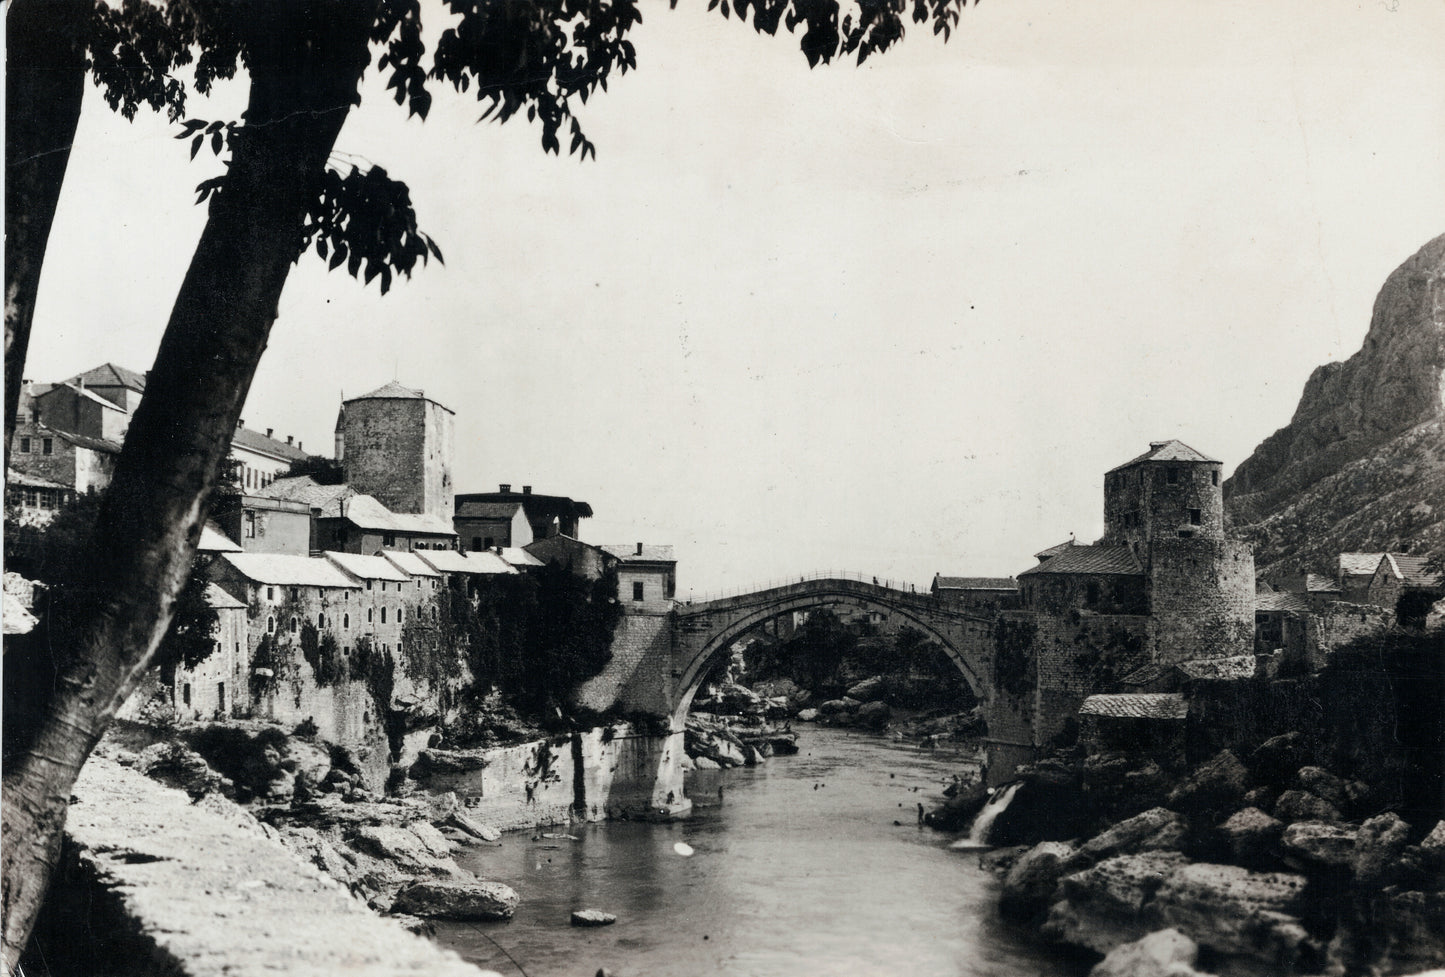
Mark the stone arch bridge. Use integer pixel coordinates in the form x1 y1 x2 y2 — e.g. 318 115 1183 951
578 574 1014 732
571 575 1035 816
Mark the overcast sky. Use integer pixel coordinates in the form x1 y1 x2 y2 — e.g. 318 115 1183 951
26 0 1445 594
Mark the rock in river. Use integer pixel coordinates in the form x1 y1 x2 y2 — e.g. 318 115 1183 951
571 909 617 927
391 879 520 920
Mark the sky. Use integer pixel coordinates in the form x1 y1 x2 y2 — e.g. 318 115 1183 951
24 0 1445 596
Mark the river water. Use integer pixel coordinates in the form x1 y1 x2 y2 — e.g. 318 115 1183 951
438 727 1080 977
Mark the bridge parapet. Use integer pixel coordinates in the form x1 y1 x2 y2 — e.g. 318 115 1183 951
676 575 990 626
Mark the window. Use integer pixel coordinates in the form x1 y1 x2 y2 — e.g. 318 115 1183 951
343 613 350 629
1212 471 1219 486
244 511 256 538
182 684 192 707
1189 508 1202 525
431 607 437 622
471 537 482 552
217 682 226 713
367 608 373 623
291 587 299 600
1166 468 1177 484
266 586 275 601
22 490 37 507
380 607 387 624
383 533 396 547
38 491 55 509
366 580 372 591
318 613 326 628
41 437 52 455
18 437 29 453
1178 530 1194 538
632 581 645 601
290 616 298 633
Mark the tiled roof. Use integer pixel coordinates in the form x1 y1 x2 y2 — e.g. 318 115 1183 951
6 468 72 490
1119 662 1172 687
1305 573 1339 593
934 575 1018 591
1255 591 1311 613
334 495 455 536
456 491 595 520
455 501 525 519
601 544 676 563
52 430 123 454
198 522 242 553
1018 545 1141 577
1079 693 1188 720
1383 553 1444 588
259 476 353 510
204 583 246 610
1339 552 1386 577
352 380 425 400
500 547 544 568
230 425 309 462
217 553 357 588
417 550 517 575
382 551 442 577
67 363 146 392
1175 655 1256 681
1107 440 1219 474
323 551 410 582
1033 540 1076 560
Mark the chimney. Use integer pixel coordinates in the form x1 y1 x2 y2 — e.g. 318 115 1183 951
286 436 293 445
297 441 303 451
266 428 274 438
522 485 532 495
636 542 643 556
499 483 511 493
1149 441 1167 450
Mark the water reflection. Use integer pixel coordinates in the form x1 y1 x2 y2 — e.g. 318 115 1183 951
440 728 1080 977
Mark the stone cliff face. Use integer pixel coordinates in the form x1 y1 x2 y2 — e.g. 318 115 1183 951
1225 233 1445 575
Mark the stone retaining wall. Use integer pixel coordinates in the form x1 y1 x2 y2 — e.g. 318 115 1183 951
25 757 495 977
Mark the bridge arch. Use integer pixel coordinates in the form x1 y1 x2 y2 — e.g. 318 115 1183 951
669 579 994 729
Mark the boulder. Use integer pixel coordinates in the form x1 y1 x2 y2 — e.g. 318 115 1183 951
1217 807 1284 867
136 742 234 799
1089 929 1215 977
693 756 721 770
1279 820 1357 872
1422 820 1445 853
1295 766 1349 810
1352 813 1410 888
350 824 463 878
570 909 617 927
1247 731 1312 784
1042 851 1190 953
1273 789 1343 824
447 810 501 843
1241 786 1279 812
391 880 520 921
845 676 887 703
1079 808 1188 863
1148 863 1310 969
818 697 861 716
1000 841 1078 922
407 820 454 858
795 708 820 722
1082 752 1135 789
856 700 891 730
1167 750 1249 816
278 826 361 889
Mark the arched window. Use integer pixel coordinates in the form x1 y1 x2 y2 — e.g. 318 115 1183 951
318 613 325 629
367 608 373 623
380 607 387 624
343 613 350 629
290 617 298 633
430 607 437 622
266 616 275 634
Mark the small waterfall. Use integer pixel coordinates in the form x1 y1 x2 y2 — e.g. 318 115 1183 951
951 781 1022 849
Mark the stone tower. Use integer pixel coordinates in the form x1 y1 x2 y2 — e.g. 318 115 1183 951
338 382 454 522
1103 440 1254 665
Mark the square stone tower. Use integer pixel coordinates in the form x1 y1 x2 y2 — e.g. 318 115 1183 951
335 382 454 522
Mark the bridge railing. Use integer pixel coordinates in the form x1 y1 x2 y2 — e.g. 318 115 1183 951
680 570 929 605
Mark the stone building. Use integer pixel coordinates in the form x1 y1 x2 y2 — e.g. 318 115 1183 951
455 500 532 551
455 485 592 541
930 575 1020 614
171 584 248 722
524 535 615 580
336 382 455 523
601 543 676 609
211 495 313 556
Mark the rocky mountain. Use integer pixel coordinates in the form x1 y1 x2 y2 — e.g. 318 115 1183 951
1224 233 1445 576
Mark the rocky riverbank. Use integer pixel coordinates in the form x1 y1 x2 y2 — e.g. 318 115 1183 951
944 738 1445 976
96 720 522 928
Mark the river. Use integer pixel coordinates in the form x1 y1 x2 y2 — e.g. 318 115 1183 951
437 727 1081 977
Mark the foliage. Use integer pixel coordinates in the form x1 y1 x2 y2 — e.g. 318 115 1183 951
279 454 345 486
7 490 219 672
507 562 622 714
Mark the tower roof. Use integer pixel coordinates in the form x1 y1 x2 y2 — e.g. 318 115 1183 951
1106 439 1219 474
66 362 146 392
344 381 453 413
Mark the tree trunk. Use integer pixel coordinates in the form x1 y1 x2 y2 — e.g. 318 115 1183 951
4 0 89 470
1 3 378 965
